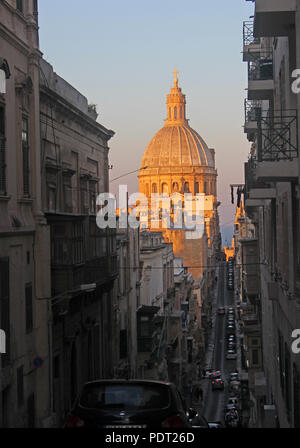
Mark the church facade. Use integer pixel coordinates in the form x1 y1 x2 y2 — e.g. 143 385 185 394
138 72 221 282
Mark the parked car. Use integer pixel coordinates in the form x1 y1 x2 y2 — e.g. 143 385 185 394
226 350 237 360
227 397 239 409
208 421 224 429
226 325 235 334
205 369 221 379
229 372 239 382
217 307 226 315
188 410 210 429
66 380 190 428
229 380 241 394
211 378 225 391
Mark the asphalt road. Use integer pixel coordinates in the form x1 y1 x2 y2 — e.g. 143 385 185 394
203 262 237 425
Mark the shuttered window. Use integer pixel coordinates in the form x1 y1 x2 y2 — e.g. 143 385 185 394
0 258 9 365
0 105 6 195
22 117 30 197
25 283 33 333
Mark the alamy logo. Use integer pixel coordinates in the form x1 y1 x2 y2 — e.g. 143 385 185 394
291 329 300 354
291 70 300 94
0 329 6 354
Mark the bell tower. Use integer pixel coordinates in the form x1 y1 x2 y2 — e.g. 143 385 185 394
165 69 188 126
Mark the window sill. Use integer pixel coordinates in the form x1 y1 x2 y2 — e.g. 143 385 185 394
18 197 33 204
0 195 10 202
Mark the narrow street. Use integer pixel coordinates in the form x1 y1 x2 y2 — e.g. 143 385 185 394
203 261 237 425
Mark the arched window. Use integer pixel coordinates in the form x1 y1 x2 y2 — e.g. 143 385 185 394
152 183 157 193
172 182 179 192
174 107 177 119
184 182 190 193
145 183 149 197
162 183 168 194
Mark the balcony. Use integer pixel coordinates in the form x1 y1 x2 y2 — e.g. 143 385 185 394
241 239 259 299
248 51 274 100
244 100 261 141
256 109 298 162
243 21 261 62
254 0 296 38
52 255 117 295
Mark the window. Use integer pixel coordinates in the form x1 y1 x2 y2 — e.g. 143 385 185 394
51 224 69 265
80 178 88 214
16 0 23 13
25 283 33 333
27 394 35 428
89 180 97 215
0 258 9 365
195 182 199 194
72 222 84 264
162 183 168 194
63 175 73 213
184 182 190 193
17 366 24 407
174 107 177 119
252 349 259 366
22 117 30 197
172 182 179 192
54 355 60 379
119 329 127 359
0 105 6 195
152 183 157 194
89 220 106 258
137 314 152 352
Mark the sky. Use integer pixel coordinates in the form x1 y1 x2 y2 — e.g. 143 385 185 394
39 0 255 246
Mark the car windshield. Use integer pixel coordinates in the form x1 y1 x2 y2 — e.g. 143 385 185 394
80 383 170 410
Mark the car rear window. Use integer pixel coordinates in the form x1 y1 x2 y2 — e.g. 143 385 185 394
79 383 170 410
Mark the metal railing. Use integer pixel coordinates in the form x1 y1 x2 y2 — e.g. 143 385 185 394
243 20 260 47
257 109 298 161
248 51 273 81
244 100 262 124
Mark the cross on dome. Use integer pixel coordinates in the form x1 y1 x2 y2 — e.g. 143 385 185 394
173 69 179 87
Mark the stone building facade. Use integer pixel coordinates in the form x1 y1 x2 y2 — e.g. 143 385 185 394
39 59 116 426
0 0 51 428
242 0 300 427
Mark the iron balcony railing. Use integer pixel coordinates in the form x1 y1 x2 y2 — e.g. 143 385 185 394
243 20 260 47
248 51 273 81
0 135 6 195
244 100 262 124
256 109 298 162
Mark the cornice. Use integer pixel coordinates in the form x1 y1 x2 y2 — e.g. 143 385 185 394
40 85 115 141
0 22 31 57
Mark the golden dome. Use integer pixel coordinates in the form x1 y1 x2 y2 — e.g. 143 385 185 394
140 70 215 173
141 124 214 170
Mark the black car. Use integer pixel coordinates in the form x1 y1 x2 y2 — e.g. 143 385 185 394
66 379 190 428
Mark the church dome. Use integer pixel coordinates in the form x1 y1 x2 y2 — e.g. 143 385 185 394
140 70 215 174
141 124 214 169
